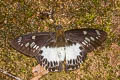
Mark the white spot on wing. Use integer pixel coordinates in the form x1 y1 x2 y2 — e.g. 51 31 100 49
33 45 37 49
30 42 35 48
36 46 39 50
25 42 29 47
83 31 87 35
90 36 95 41
96 36 101 39
20 43 23 46
82 42 86 45
95 30 100 35
85 37 90 42
84 40 88 44
18 37 22 42
32 36 36 40
96 37 99 39
18 43 21 45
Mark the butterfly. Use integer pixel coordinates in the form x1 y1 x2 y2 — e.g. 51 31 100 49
10 25 107 72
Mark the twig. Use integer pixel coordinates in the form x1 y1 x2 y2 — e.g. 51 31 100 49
0 68 22 80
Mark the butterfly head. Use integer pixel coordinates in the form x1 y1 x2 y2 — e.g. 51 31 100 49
56 25 63 30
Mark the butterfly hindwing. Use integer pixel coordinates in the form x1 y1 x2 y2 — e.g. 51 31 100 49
35 46 65 72
10 32 55 57
65 43 87 71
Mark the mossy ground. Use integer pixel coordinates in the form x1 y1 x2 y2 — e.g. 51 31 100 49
0 0 120 80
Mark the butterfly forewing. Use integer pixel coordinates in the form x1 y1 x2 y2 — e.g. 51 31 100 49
10 32 55 57
65 28 107 52
10 32 64 72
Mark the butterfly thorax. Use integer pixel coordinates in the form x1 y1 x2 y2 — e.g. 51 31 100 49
47 26 72 47
55 29 66 47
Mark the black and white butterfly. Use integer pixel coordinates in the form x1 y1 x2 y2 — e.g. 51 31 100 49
10 25 107 72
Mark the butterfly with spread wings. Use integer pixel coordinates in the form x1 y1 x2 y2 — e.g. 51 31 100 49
10 25 107 72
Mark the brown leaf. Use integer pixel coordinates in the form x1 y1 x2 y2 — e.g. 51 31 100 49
31 64 49 80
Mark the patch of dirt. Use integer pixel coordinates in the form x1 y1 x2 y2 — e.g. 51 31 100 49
107 43 120 67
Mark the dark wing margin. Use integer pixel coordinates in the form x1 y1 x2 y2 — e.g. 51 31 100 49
65 42 87 71
65 28 107 71
65 28 107 53
10 32 54 57
36 53 63 72
65 51 87 71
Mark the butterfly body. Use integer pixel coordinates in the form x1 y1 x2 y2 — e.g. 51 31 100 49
10 25 107 72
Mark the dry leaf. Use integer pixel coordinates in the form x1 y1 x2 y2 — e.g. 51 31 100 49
31 64 49 80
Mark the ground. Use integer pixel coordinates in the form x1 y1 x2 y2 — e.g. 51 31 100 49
0 0 120 80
